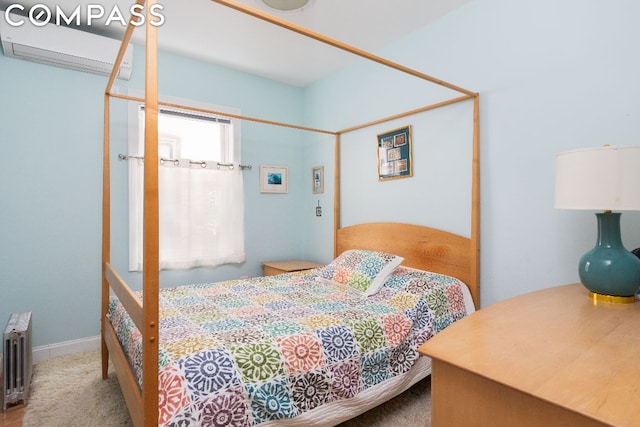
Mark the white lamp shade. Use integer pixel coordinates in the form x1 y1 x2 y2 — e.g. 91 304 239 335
554 145 640 210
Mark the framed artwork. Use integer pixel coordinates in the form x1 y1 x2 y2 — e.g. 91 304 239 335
260 165 288 193
312 166 324 194
377 125 413 181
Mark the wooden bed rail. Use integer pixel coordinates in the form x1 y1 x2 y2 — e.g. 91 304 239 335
104 318 143 427
210 0 476 98
104 261 144 426
103 261 145 426
338 95 474 134
104 263 143 329
106 93 337 136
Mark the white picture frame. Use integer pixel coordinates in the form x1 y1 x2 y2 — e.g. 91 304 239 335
260 165 288 193
312 165 324 194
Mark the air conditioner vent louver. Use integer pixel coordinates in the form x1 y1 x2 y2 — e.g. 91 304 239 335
0 13 133 80
10 43 126 78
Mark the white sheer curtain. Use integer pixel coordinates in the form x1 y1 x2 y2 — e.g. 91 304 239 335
128 101 245 271
158 162 244 269
129 160 245 270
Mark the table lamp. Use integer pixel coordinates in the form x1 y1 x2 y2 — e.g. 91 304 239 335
554 145 640 303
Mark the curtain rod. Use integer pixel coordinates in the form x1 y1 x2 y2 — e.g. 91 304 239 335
118 154 252 170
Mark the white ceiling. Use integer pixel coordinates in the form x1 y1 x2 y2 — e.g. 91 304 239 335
0 0 472 86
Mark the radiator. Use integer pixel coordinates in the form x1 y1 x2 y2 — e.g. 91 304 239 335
2 312 32 410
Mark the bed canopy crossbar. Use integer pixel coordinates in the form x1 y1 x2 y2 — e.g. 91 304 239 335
101 1 480 425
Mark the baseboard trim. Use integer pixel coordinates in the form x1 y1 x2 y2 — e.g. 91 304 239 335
33 335 101 365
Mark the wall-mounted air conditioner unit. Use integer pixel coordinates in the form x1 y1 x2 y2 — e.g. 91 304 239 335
0 13 133 80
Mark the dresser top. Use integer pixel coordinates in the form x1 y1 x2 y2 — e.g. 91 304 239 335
419 284 640 426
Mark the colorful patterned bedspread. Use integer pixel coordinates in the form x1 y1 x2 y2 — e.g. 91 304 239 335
107 266 470 426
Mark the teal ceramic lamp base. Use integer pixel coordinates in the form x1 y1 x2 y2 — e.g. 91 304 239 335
579 212 640 303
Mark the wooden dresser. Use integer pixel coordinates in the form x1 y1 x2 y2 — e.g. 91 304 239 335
418 284 640 427
262 260 324 276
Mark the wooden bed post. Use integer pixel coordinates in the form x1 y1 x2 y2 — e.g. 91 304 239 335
142 1 160 425
102 0 147 422
334 133 341 258
101 93 111 380
471 94 481 308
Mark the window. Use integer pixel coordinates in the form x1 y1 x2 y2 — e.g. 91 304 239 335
128 101 245 271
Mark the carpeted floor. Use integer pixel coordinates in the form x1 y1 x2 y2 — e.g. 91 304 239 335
22 351 131 427
23 351 431 426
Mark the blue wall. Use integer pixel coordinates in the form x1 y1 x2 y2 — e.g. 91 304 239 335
2 0 640 349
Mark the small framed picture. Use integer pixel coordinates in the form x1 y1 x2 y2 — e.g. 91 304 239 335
260 165 288 193
312 166 324 194
377 125 413 181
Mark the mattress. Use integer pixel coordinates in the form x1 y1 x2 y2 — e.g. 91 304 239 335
107 266 474 426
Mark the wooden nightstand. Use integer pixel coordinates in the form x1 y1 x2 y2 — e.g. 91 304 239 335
418 284 640 427
262 260 324 276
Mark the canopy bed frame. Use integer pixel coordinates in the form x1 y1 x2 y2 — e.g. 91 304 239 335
101 1 480 425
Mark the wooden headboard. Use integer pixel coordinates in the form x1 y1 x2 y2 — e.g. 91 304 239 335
336 222 478 307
